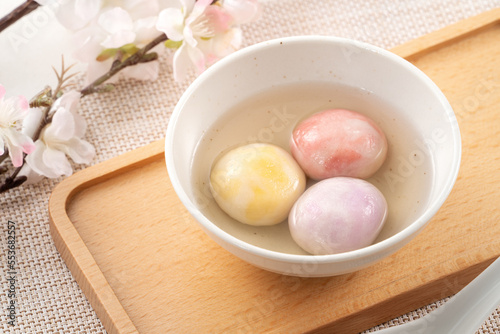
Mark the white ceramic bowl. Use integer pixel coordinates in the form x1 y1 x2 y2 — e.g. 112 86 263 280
165 36 461 277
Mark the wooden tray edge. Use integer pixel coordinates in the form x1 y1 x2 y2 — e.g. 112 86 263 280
48 139 165 334
48 9 500 334
390 7 500 59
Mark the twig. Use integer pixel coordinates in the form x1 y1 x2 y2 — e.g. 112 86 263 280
80 33 168 96
0 175 27 193
52 57 79 97
0 0 40 33
0 150 9 165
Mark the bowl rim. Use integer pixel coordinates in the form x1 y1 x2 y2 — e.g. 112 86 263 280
165 35 462 265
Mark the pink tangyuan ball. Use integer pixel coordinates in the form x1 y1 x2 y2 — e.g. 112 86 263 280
290 109 388 180
288 177 388 255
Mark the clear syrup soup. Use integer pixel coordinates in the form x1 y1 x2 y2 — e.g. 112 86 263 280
191 82 433 255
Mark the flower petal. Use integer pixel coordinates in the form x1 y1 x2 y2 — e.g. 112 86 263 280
172 42 192 82
156 8 185 41
72 112 88 138
54 90 81 114
72 26 106 63
26 141 51 177
187 43 206 74
61 137 95 164
42 146 73 177
188 0 212 23
180 0 196 13
172 41 206 81
75 0 102 23
182 24 196 47
210 27 242 58
6 127 35 153
44 108 76 142
183 0 213 46
204 6 233 33
101 30 137 49
123 0 159 20
18 164 45 185
25 141 63 178
98 7 134 34
22 108 43 138
2 95 30 121
2 127 34 166
8 143 25 167
122 61 159 81
222 0 260 24
17 95 29 111
55 0 100 30
134 17 159 44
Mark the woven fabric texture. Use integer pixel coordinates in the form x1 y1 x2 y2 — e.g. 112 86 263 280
1 0 499 333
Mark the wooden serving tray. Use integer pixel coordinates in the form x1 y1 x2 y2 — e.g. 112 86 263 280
49 9 500 334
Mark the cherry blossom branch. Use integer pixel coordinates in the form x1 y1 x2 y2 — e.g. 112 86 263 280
0 0 40 33
0 34 170 193
0 173 27 192
1 0 259 193
80 33 168 97
0 151 9 165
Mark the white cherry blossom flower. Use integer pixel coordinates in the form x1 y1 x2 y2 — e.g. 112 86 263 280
24 91 95 178
156 0 259 81
72 3 163 83
0 85 35 167
98 7 136 49
35 0 102 31
156 0 222 80
222 0 260 24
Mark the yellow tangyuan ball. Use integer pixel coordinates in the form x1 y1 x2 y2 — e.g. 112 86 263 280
210 143 306 226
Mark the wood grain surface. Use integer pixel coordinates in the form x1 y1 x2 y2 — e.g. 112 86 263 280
48 9 500 334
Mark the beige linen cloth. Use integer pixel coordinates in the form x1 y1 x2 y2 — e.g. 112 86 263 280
1 0 499 333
